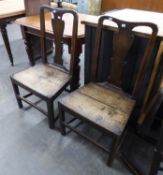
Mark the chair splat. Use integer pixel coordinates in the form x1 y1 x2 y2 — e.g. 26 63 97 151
51 12 65 65
109 25 134 87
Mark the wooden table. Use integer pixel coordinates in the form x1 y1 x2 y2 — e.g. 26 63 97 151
0 0 25 66
16 13 95 90
82 8 163 124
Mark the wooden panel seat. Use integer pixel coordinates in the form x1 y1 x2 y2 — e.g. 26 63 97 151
60 83 135 136
13 64 70 98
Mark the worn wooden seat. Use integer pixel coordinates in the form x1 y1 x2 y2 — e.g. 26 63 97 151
10 5 78 129
60 83 135 135
59 15 158 165
13 64 70 98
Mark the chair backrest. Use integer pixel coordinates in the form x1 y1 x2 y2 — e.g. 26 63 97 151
91 15 158 99
40 5 78 76
24 0 51 16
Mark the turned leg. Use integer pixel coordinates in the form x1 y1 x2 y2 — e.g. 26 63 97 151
1 24 14 66
68 38 83 91
21 26 35 66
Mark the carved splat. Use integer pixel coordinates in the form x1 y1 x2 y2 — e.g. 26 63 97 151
40 6 78 90
91 15 158 98
109 24 134 87
51 13 65 65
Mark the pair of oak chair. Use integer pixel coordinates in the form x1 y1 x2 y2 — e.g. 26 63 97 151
10 5 158 165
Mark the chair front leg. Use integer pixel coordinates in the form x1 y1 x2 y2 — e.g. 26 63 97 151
107 136 120 166
47 100 55 129
58 103 66 135
149 149 161 175
10 78 23 108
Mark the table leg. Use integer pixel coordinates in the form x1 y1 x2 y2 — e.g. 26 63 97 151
0 24 14 66
21 26 53 66
68 38 84 91
21 26 35 66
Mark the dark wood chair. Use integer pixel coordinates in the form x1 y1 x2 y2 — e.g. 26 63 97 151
120 79 163 175
149 79 163 175
58 16 158 165
10 5 78 129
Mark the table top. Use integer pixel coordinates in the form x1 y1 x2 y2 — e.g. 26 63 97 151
0 0 25 19
82 8 163 38
16 12 97 38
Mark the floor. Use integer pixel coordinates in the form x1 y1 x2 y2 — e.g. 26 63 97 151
0 23 133 175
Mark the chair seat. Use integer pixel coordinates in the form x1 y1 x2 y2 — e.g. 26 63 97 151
60 83 135 136
12 64 70 98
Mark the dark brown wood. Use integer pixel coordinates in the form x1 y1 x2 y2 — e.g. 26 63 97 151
120 79 163 175
58 15 158 165
40 5 79 90
11 6 78 129
21 26 35 66
92 16 158 98
0 24 14 66
148 80 163 175
51 17 64 65
10 78 23 108
18 11 84 90
149 96 163 175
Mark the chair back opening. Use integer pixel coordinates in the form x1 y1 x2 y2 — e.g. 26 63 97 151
91 16 158 99
40 5 78 76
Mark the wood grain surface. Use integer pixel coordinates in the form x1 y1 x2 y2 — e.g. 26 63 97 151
60 83 135 135
16 12 96 38
13 64 70 98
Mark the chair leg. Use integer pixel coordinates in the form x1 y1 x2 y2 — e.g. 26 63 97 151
11 79 23 108
107 136 120 166
59 103 66 135
47 100 55 129
149 149 161 175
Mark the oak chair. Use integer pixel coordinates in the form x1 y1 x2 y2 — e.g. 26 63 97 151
144 79 163 175
121 79 163 175
10 5 78 129
149 82 163 175
58 16 158 165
